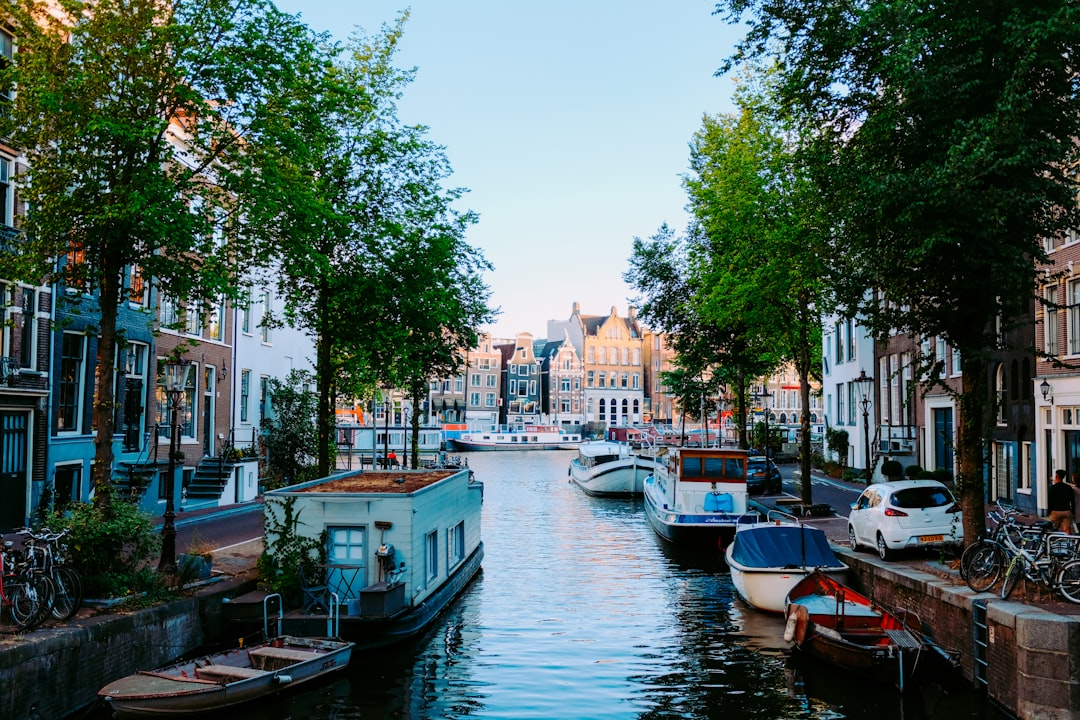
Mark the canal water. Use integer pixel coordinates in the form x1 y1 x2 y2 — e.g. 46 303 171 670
133 451 1010 719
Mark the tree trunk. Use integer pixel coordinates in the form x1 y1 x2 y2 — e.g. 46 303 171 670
958 355 988 547
315 276 334 479
91 262 123 510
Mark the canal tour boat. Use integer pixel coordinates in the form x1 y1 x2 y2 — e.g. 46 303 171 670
642 446 757 548
230 466 484 649
99 633 353 718
568 440 662 496
725 513 848 614
449 424 582 451
783 570 929 692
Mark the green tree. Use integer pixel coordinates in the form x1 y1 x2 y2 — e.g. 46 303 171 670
261 370 320 488
682 78 827 504
244 15 492 476
0 0 322 507
716 0 1080 541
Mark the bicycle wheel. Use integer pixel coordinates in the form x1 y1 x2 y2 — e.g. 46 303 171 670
1056 560 1080 604
6 582 40 628
1001 555 1023 599
50 566 82 621
960 540 991 581
965 543 1003 592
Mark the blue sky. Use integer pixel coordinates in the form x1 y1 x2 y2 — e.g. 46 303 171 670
271 1 743 338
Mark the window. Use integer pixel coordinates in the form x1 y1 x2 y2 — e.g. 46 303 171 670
58 333 86 432
951 347 961 376
485 392 496 407
1070 279 1080 355
240 297 252 334
19 288 34 368
260 292 272 343
597 373 605 388
632 348 641 365
835 321 845 363
127 265 147 307
454 376 464 392
486 374 497 387
240 370 251 423
0 154 12 229
184 300 202 336
1047 285 1060 357
160 295 179 328
996 364 1007 425
846 319 856 360
620 372 628 388
836 383 845 425
471 372 480 386
259 375 270 423
425 530 439 583
207 296 225 341
587 370 594 387
447 521 465 569
621 348 629 365
470 391 480 406
0 30 12 103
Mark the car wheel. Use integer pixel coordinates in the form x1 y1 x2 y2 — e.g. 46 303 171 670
848 525 860 552
876 533 893 561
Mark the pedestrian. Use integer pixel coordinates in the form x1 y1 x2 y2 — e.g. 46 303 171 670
1048 468 1075 533
388 450 399 468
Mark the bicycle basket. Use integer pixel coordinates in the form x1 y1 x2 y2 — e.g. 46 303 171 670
1048 534 1080 558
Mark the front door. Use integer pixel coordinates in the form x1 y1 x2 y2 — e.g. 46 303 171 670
0 410 29 531
202 367 215 456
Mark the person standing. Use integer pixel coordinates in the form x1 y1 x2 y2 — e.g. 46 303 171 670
1048 469 1075 532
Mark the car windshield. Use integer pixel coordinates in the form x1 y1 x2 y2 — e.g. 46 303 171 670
890 486 953 509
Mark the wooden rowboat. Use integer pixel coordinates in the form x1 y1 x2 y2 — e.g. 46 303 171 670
98 634 353 717
783 570 927 691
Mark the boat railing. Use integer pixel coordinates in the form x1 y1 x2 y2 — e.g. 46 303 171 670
263 593 283 639
765 508 802 525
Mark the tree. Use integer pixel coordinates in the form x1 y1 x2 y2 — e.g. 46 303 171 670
0 0 323 507
682 78 828 504
262 370 319 488
244 15 492 476
715 0 1080 542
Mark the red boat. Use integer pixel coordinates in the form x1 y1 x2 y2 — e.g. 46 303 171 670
783 570 928 692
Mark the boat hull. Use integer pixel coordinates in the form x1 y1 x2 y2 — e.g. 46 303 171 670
728 559 847 614
785 571 926 691
450 439 574 451
569 457 658 497
100 636 353 718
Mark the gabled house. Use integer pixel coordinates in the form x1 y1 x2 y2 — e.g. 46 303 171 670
496 332 541 426
537 330 584 428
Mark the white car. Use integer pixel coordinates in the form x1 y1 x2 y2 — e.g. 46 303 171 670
847 480 963 560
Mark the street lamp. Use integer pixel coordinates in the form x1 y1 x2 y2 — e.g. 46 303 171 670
158 358 192 573
383 393 391 469
402 405 413 468
854 370 875 483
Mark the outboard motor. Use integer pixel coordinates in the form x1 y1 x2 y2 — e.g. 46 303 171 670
376 544 396 582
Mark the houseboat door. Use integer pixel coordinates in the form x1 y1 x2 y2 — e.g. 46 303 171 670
327 526 367 603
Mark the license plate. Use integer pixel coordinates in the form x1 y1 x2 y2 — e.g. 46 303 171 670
918 534 944 543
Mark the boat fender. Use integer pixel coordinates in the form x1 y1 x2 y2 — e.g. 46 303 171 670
274 674 293 685
784 604 809 645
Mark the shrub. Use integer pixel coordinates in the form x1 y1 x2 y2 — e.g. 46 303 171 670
825 428 849 466
904 464 923 479
842 468 863 483
931 468 954 483
258 496 326 606
60 501 162 598
881 459 903 480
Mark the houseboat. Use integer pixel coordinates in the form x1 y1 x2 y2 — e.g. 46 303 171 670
257 466 484 648
568 440 661 496
449 424 581 451
642 446 756 549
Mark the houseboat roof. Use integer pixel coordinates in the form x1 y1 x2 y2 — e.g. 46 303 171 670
289 470 458 495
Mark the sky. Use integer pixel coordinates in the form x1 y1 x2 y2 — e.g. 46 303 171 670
270 1 744 339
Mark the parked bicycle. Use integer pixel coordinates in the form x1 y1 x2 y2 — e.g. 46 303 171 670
959 501 1021 581
0 538 51 630
964 515 1080 603
17 527 82 621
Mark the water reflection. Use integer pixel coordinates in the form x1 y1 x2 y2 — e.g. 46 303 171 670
89 450 1007 720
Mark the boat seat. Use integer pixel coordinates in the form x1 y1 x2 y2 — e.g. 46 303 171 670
195 665 269 682
249 646 318 670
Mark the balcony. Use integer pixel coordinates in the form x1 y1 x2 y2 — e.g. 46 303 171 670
0 356 19 385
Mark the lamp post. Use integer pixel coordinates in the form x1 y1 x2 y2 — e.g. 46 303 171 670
759 385 772 458
854 370 875 483
158 358 192 573
383 394 391 469
402 405 413 468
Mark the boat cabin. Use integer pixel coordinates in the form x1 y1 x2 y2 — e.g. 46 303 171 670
663 447 750 515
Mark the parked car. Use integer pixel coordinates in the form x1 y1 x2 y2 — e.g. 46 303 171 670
747 455 783 495
847 480 963 560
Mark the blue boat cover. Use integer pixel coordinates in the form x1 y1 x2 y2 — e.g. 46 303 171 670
729 525 842 569
704 493 734 512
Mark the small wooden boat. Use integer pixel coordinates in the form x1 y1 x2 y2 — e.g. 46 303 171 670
784 570 927 691
725 514 848 613
568 440 660 497
98 634 353 717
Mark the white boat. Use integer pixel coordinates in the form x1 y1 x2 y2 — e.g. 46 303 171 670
642 446 758 549
449 424 582 451
99 634 353 717
725 513 848 613
568 440 660 496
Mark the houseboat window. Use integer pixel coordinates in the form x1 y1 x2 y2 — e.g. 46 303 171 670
448 521 465 569
425 530 439 584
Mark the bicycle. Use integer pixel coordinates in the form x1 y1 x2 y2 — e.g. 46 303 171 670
17 527 82 621
999 526 1080 601
0 539 49 630
960 501 1020 582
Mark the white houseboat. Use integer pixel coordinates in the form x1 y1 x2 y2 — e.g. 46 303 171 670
568 441 661 496
449 424 581 451
261 466 484 648
643 446 757 549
